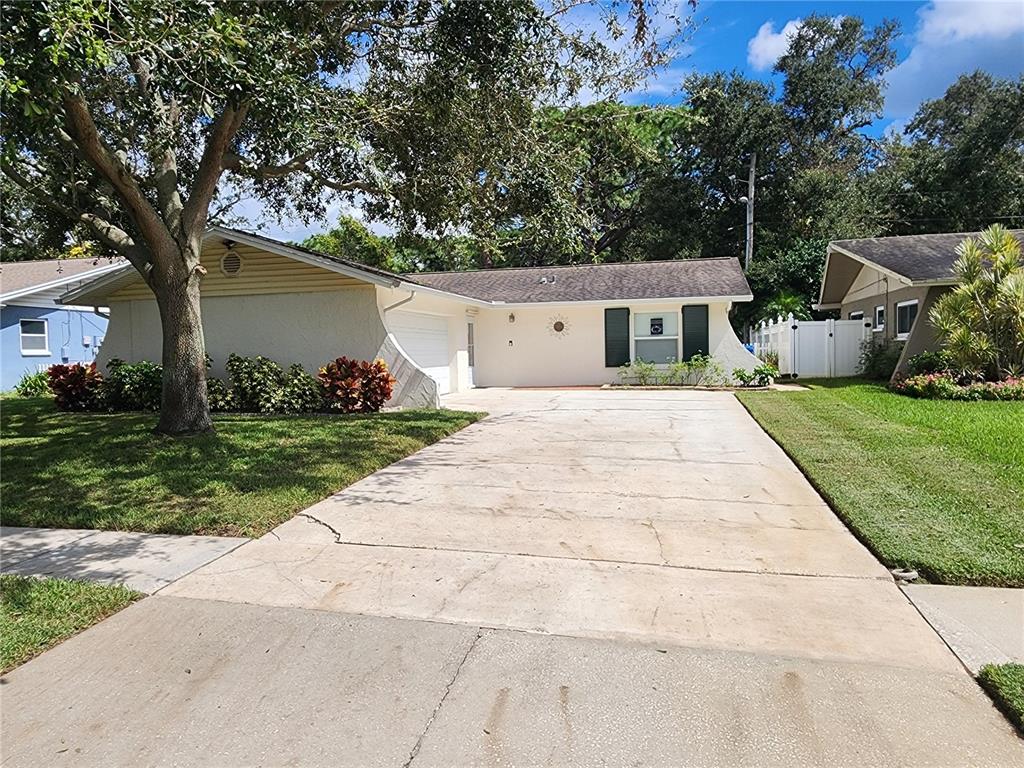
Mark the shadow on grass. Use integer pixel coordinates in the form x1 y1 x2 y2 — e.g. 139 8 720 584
1 398 481 537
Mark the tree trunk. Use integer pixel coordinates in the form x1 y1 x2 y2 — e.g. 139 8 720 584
153 245 212 435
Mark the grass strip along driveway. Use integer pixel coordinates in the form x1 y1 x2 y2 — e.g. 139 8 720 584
979 663 1024 734
1 398 480 538
1 575 140 673
737 380 1023 587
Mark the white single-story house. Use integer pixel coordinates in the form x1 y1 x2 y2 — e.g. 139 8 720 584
61 227 759 406
817 229 1023 375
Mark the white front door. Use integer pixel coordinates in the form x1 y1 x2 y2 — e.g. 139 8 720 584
389 310 451 394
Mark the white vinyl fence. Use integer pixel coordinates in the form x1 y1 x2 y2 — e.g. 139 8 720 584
753 314 872 378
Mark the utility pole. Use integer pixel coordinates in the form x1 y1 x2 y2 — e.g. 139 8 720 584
742 151 756 272
739 152 757 343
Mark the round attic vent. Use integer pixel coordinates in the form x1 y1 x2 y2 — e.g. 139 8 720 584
220 249 243 276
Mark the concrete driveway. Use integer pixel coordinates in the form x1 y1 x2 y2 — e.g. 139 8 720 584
2 390 1020 766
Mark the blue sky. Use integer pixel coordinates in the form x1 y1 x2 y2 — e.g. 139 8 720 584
249 0 1024 240
629 0 1024 132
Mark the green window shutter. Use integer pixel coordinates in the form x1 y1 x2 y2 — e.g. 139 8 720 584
682 305 709 361
604 308 630 367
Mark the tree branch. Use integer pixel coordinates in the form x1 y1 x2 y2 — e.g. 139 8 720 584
222 151 382 195
62 90 174 254
181 102 250 239
130 54 185 232
1 161 148 271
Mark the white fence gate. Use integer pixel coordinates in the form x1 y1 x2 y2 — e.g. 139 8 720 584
753 314 871 378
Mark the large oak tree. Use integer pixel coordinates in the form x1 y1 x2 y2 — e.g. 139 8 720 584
1 0 686 434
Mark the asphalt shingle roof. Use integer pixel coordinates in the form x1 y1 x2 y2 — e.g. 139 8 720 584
0 259 121 297
831 230 1024 283
405 258 751 303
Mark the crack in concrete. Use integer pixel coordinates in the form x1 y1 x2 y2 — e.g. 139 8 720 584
403 630 482 768
296 512 344 544
643 519 669 565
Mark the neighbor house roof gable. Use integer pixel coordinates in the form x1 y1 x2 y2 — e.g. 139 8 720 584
1 259 126 304
818 229 1024 308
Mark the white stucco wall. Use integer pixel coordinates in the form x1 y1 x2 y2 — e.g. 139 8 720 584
99 287 387 378
100 286 439 407
471 301 757 387
99 278 756 401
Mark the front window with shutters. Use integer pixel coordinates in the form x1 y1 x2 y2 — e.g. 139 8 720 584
19 319 49 355
605 305 710 367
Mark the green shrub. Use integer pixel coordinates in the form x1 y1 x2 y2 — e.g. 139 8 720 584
318 357 395 413
618 359 658 386
13 370 49 397
205 377 234 412
47 363 102 411
859 339 903 380
225 354 286 413
906 350 953 376
891 373 1024 401
102 359 163 411
621 355 731 387
733 362 778 387
685 353 729 386
760 350 780 370
269 365 325 414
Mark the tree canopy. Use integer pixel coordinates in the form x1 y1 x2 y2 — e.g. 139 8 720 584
0 0 690 432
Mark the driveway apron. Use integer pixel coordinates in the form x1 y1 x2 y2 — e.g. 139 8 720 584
3 389 1020 767
163 389 950 668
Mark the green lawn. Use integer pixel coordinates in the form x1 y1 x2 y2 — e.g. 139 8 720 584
1 398 481 537
1 575 140 673
737 380 1024 587
979 664 1024 734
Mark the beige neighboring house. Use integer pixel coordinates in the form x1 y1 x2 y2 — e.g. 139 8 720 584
817 230 1024 375
61 226 758 406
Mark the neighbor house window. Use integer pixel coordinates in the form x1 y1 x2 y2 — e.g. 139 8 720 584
848 311 864 321
466 322 475 367
19 319 49 356
874 306 885 332
633 311 678 363
895 300 918 340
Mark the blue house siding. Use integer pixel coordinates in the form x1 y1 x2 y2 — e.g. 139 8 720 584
0 305 108 390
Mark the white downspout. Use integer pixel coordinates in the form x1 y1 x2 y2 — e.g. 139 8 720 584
382 289 416 314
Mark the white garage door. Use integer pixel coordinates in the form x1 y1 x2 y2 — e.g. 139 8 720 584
388 311 451 394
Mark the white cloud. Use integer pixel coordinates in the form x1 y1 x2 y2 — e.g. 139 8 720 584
917 0 1024 43
884 1 1024 123
746 19 802 71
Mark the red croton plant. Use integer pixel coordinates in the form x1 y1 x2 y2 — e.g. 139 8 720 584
47 363 102 411
318 357 396 414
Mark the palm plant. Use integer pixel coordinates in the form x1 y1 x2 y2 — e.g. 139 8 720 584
929 225 1024 380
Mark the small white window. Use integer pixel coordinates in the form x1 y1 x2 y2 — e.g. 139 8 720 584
895 300 918 340
634 311 679 363
874 306 885 332
848 311 864 321
20 319 50 355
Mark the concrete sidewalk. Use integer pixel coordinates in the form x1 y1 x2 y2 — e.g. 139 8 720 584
903 583 1024 674
2 596 1021 768
0 527 245 593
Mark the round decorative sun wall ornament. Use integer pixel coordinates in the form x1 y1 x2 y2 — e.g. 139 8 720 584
548 315 571 337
